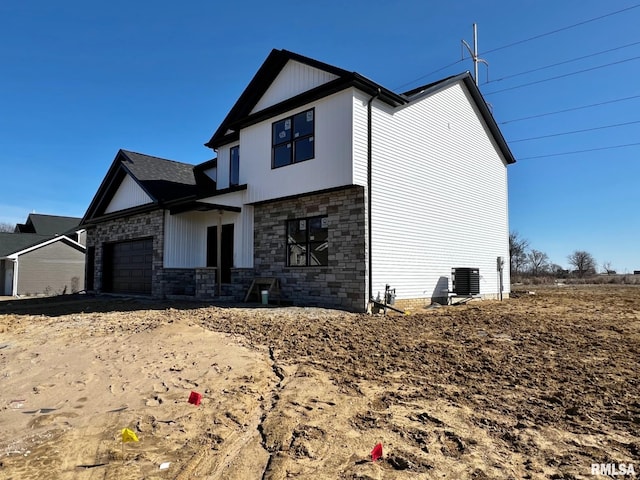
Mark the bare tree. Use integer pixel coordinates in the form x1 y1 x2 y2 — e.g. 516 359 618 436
567 250 596 278
601 261 615 275
509 231 529 276
527 249 550 276
0 222 15 232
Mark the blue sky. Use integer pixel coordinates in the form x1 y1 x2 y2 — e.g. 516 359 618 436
1 1 639 272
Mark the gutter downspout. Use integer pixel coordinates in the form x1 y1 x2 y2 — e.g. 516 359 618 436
367 89 380 311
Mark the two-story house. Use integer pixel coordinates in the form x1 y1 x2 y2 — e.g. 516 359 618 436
81 49 515 311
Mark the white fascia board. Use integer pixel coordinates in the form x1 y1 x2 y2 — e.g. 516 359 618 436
9 235 86 258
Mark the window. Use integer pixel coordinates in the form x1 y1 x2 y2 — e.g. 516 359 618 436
286 216 328 266
272 109 314 168
230 146 239 187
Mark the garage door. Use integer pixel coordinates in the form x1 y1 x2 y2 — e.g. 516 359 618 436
104 238 153 294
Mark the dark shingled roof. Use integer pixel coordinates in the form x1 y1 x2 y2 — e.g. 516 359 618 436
82 150 204 224
119 150 198 202
0 233 52 257
14 214 81 236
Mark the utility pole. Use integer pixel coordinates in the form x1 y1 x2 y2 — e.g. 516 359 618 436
461 23 488 86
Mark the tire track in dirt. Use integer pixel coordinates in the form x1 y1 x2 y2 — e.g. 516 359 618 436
258 346 287 480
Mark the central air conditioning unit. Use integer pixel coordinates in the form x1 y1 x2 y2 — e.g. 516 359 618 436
452 267 480 295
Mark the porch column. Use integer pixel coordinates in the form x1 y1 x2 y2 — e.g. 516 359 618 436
217 210 223 297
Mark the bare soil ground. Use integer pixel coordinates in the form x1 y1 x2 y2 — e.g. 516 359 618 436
0 285 638 479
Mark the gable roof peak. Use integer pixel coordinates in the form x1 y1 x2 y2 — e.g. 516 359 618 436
81 149 200 225
205 49 406 149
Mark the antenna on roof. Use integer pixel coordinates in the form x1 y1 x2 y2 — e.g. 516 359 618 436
461 23 489 86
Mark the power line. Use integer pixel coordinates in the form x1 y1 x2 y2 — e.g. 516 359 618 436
518 142 640 160
500 94 640 124
510 119 640 143
484 55 640 95
394 59 464 91
487 40 640 83
481 4 640 55
395 5 640 93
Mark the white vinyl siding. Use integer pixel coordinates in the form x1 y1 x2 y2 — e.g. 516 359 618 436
14 240 85 296
352 90 370 187
361 82 510 300
105 174 153 213
163 191 253 268
163 211 207 267
215 144 238 189
251 60 339 113
219 89 354 202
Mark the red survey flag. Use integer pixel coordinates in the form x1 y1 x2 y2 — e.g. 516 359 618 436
371 442 383 461
188 391 202 406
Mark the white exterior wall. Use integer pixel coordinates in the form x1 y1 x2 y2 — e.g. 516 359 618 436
163 191 253 268
203 167 217 182
360 82 510 301
215 143 237 190
105 174 153 213
164 211 207 267
251 61 339 113
216 89 354 202
352 90 370 187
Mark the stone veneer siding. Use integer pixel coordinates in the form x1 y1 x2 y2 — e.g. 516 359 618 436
87 209 246 300
162 268 195 296
224 268 255 300
253 186 367 312
87 210 165 297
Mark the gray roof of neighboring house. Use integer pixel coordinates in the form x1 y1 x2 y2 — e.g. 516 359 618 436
0 233 52 257
14 214 81 236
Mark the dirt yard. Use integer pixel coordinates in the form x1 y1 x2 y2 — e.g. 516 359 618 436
0 285 638 479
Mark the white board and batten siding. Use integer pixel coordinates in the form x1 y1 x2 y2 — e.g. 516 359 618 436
104 174 153 213
217 89 354 203
163 190 254 269
168 60 352 271
354 82 510 301
251 61 339 114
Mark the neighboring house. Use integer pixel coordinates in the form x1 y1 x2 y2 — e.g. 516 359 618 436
0 214 86 296
82 49 515 311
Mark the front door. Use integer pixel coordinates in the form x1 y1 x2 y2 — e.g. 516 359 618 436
207 224 234 283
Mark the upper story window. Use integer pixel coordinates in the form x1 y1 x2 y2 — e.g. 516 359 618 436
286 215 328 266
272 108 314 169
230 146 239 186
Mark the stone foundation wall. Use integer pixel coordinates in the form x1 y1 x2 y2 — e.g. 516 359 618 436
195 268 217 298
162 268 195 296
393 293 511 312
222 268 255 300
253 186 366 312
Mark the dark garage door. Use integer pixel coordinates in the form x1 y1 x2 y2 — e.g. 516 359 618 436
103 238 153 294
